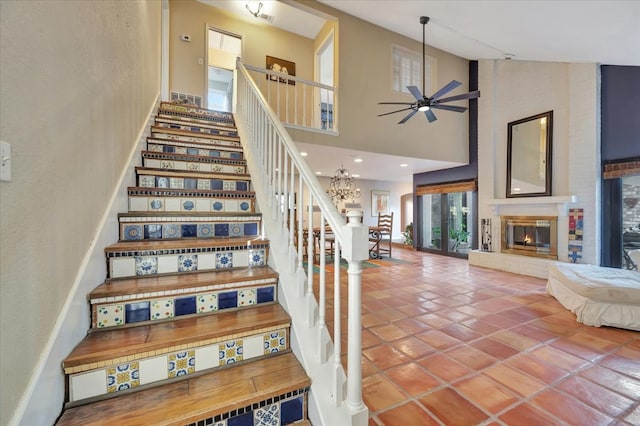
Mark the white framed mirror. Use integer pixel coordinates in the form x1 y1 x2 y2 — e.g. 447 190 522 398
506 111 553 198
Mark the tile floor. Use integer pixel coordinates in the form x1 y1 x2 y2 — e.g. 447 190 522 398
319 247 640 425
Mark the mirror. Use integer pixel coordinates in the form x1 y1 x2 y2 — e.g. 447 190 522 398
507 110 553 198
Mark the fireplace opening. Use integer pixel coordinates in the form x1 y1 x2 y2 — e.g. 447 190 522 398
501 216 557 259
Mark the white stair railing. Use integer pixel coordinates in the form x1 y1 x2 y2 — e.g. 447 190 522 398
235 59 368 426
242 63 337 134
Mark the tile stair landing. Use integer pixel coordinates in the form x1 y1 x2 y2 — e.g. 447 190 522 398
56 102 310 426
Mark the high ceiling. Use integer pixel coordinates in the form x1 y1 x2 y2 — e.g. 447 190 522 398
204 1 640 182
318 1 640 65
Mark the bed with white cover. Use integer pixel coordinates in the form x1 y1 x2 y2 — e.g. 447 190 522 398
547 263 640 331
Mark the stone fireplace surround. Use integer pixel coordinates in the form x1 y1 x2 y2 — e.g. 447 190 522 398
469 196 576 278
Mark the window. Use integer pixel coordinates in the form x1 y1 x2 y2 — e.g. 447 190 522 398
392 45 436 95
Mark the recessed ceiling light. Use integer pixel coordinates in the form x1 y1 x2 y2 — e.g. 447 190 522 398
301 151 308 157
352 174 360 178
400 163 408 167
354 158 363 163
315 171 322 175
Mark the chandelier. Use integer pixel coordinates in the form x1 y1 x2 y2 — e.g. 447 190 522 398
327 164 361 204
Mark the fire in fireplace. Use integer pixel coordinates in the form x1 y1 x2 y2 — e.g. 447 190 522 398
501 216 557 259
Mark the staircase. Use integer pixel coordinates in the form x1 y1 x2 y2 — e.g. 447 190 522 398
56 102 311 426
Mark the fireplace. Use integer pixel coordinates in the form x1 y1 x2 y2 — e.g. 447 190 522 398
501 216 557 259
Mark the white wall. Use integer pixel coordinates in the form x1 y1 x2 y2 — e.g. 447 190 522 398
301 176 411 243
472 59 599 277
0 2 162 424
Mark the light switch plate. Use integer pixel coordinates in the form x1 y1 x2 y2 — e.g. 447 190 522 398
0 141 10 182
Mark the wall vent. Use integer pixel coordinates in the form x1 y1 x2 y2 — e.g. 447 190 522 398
170 91 202 107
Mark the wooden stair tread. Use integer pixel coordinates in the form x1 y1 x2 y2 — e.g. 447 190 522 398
118 211 261 219
105 237 267 253
146 135 243 150
135 166 250 180
140 151 246 163
63 304 289 370
155 120 237 134
151 126 239 141
160 102 235 118
56 352 309 426
126 186 255 196
90 266 278 299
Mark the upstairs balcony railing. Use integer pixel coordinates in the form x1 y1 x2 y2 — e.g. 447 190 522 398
235 59 368 425
242 62 337 134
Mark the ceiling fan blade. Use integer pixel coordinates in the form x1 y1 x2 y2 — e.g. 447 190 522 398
378 102 415 105
436 90 481 104
424 109 437 123
430 80 462 100
406 86 424 101
378 107 413 117
398 109 418 124
432 104 467 113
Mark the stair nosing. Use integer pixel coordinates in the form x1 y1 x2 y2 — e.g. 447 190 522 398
154 117 236 131
117 211 262 219
134 166 250 180
127 186 255 196
57 352 310 426
104 237 268 252
146 136 243 150
151 126 239 141
63 304 290 371
89 267 278 300
140 151 246 165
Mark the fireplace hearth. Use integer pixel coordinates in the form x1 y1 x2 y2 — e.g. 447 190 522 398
501 216 557 259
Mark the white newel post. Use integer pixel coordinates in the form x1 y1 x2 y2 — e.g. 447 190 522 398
342 211 369 424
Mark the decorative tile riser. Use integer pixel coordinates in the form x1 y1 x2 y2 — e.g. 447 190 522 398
92 282 277 329
151 131 241 147
141 157 246 175
127 192 254 214
155 117 236 133
108 246 267 279
119 218 260 241
151 127 239 144
136 174 250 193
159 103 235 124
67 328 288 402
157 112 236 128
147 140 244 157
154 121 238 137
185 389 308 426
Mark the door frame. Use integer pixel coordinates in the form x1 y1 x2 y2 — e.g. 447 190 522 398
205 25 243 111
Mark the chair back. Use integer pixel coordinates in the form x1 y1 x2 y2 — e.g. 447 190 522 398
377 212 393 233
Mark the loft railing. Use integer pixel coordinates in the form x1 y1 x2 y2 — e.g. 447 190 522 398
235 59 368 425
242 62 337 134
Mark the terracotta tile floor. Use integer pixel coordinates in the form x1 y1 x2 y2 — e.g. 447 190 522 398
318 247 640 425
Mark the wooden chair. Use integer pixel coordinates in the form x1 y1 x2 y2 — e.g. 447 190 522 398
375 212 393 258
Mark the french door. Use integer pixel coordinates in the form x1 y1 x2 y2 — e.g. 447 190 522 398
418 190 476 258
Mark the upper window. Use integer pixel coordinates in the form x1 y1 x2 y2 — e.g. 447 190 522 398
392 44 436 95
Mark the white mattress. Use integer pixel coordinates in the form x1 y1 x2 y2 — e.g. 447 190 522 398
547 263 640 331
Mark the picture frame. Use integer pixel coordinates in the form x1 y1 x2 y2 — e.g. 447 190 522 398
371 190 390 217
266 55 296 85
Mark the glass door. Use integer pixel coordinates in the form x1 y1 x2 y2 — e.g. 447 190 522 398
418 191 475 257
447 192 472 255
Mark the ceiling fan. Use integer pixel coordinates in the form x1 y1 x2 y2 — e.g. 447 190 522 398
378 16 481 124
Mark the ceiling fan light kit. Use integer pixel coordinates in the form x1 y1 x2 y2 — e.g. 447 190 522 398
379 16 481 124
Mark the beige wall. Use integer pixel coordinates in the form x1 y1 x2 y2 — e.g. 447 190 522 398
287 0 471 164
170 0 471 165
170 0 314 100
0 1 161 424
